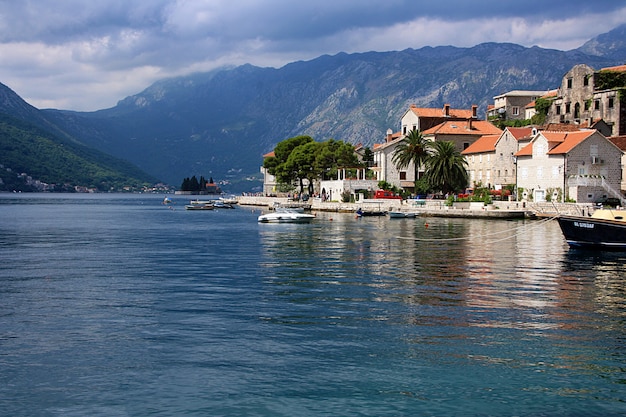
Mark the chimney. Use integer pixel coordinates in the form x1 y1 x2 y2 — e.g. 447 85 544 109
444 104 450 117
466 118 473 130
471 105 477 118
386 128 393 142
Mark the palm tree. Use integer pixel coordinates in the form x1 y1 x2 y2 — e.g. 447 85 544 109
392 129 431 192
424 141 469 195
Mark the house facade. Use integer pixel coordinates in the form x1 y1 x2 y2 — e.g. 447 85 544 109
462 127 535 190
401 104 477 134
261 151 278 196
487 90 548 121
421 119 503 154
515 129 623 203
609 135 626 193
547 64 626 136
371 130 417 188
461 134 499 188
370 117 502 193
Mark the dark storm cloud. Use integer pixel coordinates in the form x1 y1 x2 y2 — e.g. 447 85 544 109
0 0 624 110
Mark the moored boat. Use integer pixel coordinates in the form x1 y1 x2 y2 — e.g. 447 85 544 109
557 208 626 250
185 200 215 210
356 208 387 217
212 201 235 209
258 210 316 223
389 211 418 218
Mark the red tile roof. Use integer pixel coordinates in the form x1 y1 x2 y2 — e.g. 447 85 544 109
542 89 558 98
541 123 583 132
507 127 534 140
408 105 474 119
263 151 275 158
548 131 595 154
461 134 500 155
609 135 626 151
515 143 533 156
600 64 626 72
423 120 502 136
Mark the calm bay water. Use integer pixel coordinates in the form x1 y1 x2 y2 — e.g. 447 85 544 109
1 193 626 416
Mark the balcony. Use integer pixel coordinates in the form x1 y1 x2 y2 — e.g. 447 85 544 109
567 174 604 187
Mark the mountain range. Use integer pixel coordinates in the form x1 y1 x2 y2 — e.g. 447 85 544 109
2 24 626 193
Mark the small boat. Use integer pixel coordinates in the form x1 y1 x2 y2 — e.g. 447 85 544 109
389 211 418 218
185 201 214 210
258 210 316 223
356 208 387 217
213 201 235 209
557 208 626 250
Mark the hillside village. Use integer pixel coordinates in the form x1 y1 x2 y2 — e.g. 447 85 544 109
262 63 626 207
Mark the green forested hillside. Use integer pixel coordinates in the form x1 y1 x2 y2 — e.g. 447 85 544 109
0 114 157 192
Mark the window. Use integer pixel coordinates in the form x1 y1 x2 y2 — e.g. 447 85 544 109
402 126 407 135
595 100 600 110
583 75 589 86
567 78 573 88
512 106 519 116
399 171 407 180
609 97 614 108
463 142 470 149
556 105 561 115
565 103 571 113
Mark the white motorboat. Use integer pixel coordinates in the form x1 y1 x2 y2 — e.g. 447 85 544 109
258 210 315 223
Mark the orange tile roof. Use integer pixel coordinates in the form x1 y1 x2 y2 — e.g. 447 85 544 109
515 143 533 156
423 120 502 136
542 89 558 98
263 151 275 158
409 105 474 119
546 131 595 154
461 134 499 155
600 64 626 72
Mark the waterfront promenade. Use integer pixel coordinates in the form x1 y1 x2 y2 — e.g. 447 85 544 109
237 195 591 219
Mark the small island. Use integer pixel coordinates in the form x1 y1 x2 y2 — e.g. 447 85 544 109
175 176 222 195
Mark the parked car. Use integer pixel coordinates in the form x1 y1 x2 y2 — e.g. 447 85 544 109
594 197 622 208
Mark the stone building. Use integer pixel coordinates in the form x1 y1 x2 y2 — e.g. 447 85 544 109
547 64 626 137
487 90 548 121
462 127 534 190
515 129 623 203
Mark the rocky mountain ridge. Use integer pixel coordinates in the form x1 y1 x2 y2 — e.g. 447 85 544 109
2 24 626 192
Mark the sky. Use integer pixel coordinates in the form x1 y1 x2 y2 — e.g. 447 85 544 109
1 0 625 112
